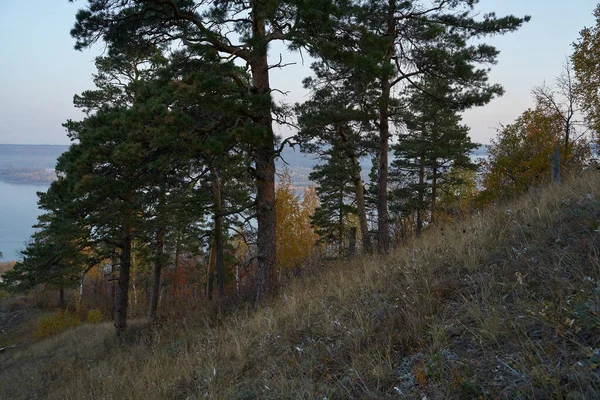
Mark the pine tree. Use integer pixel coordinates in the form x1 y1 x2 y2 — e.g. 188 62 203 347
69 0 329 304
309 142 358 257
295 80 376 252
299 0 529 252
0 178 99 308
391 77 477 234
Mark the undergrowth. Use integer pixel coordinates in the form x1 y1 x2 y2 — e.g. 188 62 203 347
1 172 599 399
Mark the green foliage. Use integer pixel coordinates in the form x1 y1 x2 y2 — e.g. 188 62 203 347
309 142 358 250
390 77 477 230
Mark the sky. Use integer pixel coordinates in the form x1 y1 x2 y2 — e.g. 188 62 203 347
0 0 597 145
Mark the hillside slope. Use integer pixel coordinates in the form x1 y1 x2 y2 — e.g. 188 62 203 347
1 172 599 399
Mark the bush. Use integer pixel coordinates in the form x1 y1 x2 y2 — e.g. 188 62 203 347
87 309 104 324
34 310 80 339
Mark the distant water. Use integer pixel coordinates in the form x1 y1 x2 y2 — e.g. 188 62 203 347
0 181 48 260
0 144 490 261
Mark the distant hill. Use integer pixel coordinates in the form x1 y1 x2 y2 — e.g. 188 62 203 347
0 143 489 186
276 144 489 189
0 144 69 185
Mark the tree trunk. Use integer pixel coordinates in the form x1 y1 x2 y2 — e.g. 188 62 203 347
149 225 165 322
377 79 391 253
78 273 85 304
338 190 344 258
431 165 437 225
213 168 225 298
552 143 561 183
353 172 371 252
251 5 277 305
206 238 216 301
348 227 357 257
338 125 371 252
416 155 425 236
376 2 396 254
58 286 65 310
114 227 132 335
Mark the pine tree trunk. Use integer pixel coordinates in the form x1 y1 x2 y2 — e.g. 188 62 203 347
207 237 216 301
114 225 132 335
58 286 65 310
378 78 391 253
352 172 371 252
376 2 395 254
338 125 371 252
348 227 357 257
149 226 165 322
338 189 345 258
431 166 437 224
213 169 225 298
251 5 277 305
416 155 425 236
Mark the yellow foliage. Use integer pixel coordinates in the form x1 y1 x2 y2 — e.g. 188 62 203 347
87 309 104 324
34 310 81 339
482 103 590 201
275 169 320 273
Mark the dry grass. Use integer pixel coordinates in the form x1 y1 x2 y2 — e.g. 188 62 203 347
1 171 600 399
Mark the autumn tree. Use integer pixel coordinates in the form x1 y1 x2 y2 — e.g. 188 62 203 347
481 103 590 201
434 167 479 222
275 169 319 276
573 4 600 144
533 59 588 157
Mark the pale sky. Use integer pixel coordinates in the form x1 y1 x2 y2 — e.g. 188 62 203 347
0 1 596 145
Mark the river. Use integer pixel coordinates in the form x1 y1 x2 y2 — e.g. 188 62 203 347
0 181 48 261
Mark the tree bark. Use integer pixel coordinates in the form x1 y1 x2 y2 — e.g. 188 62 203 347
338 189 344 258
149 225 165 322
348 227 357 257
206 239 216 300
114 224 132 335
58 286 65 311
377 77 391 253
353 172 371 252
416 155 425 236
552 143 561 183
376 1 396 254
431 165 437 225
251 4 277 305
338 125 371 252
213 169 225 298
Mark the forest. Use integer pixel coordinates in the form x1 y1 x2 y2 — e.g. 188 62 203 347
1 1 600 398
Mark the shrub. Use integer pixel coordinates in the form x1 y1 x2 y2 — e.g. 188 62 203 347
34 310 80 339
87 309 104 324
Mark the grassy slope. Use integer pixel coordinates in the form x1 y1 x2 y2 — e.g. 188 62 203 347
1 172 600 399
